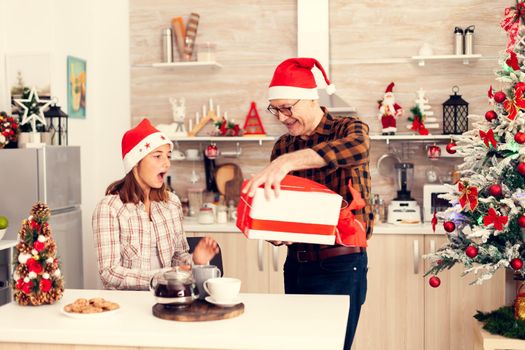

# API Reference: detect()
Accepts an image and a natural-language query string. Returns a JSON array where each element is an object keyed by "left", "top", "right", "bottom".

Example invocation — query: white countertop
[
  {"left": 0, "top": 289, "right": 348, "bottom": 350},
  {"left": 0, "top": 240, "right": 16, "bottom": 251},
  {"left": 183, "top": 216, "right": 444, "bottom": 235}
]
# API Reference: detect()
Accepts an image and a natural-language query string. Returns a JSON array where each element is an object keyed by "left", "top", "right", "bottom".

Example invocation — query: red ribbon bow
[
  {"left": 479, "top": 129, "right": 497, "bottom": 148},
  {"left": 503, "top": 83, "right": 525, "bottom": 120},
  {"left": 501, "top": 3, "right": 525, "bottom": 53},
  {"left": 336, "top": 180, "right": 366, "bottom": 246},
  {"left": 411, "top": 118, "right": 429, "bottom": 135},
  {"left": 458, "top": 182, "right": 478, "bottom": 212},
  {"left": 483, "top": 207, "right": 509, "bottom": 231}
]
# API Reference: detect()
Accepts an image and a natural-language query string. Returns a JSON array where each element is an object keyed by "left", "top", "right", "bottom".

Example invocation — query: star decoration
[
  {"left": 13, "top": 87, "right": 52, "bottom": 132},
  {"left": 145, "top": 143, "right": 151, "bottom": 149}
]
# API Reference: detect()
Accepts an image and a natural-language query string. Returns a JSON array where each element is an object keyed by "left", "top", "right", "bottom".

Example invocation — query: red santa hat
[
  {"left": 385, "top": 82, "right": 395, "bottom": 94},
  {"left": 121, "top": 118, "right": 173, "bottom": 174},
  {"left": 268, "top": 57, "right": 336, "bottom": 100}
]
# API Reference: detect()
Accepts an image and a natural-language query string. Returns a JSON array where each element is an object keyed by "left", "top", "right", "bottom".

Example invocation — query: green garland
[{"left": 475, "top": 306, "right": 525, "bottom": 339}]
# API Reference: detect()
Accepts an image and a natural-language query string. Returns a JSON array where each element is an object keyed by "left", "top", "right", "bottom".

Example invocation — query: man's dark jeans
[{"left": 284, "top": 251, "right": 368, "bottom": 350}]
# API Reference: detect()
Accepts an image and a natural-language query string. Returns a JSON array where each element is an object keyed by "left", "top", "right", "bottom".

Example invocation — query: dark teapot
[{"left": 150, "top": 267, "right": 199, "bottom": 307}]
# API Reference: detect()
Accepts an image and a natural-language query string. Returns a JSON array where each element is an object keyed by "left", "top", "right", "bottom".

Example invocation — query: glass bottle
[{"left": 166, "top": 175, "right": 175, "bottom": 194}]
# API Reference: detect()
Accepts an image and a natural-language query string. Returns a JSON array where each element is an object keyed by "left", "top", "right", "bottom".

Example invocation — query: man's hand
[
  {"left": 242, "top": 156, "right": 292, "bottom": 200},
  {"left": 267, "top": 240, "right": 293, "bottom": 246},
  {"left": 192, "top": 236, "right": 220, "bottom": 265}
]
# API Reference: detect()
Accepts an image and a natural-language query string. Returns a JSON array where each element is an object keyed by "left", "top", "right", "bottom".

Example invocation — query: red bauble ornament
[
  {"left": 429, "top": 276, "right": 441, "bottom": 288},
  {"left": 511, "top": 258, "right": 524, "bottom": 270},
  {"left": 488, "top": 184, "right": 503, "bottom": 197},
  {"left": 518, "top": 215, "right": 525, "bottom": 228},
  {"left": 465, "top": 245, "right": 479, "bottom": 258},
  {"left": 446, "top": 142, "right": 457, "bottom": 154},
  {"left": 443, "top": 221, "right": 456, "bottom": 232},
  {"left": 39, "top": 278, "right": 52, "bottom": 293},
  {"left": 518, "top": 162, "right": 525, "bottom": 176},
  {"left": 494, "top": 91, "right": 507, "bottom": 103},
  {"left": 485, "top": 110, "right": 498, "bottom": 122},
  {"left": 515, "top": 132, "right": 525, "bottom": 144}
]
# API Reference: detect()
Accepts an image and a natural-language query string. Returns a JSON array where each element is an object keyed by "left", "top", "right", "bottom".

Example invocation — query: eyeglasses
[{"left": 266, "top": 100, "right": 300, "bottom": 117}]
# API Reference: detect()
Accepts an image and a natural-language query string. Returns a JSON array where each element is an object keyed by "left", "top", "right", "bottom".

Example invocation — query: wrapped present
[{"left": 236, "top": 175, "right": 343, "bottom": 245}]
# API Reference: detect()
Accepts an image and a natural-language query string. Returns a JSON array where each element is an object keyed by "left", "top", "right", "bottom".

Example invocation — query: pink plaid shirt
[{"left": 92, "top": 192, "right": 191, "bottom": 290}]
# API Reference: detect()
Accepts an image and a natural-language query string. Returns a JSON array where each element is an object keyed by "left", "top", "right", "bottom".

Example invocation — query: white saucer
[{"left": 205, "top": 296, "right": 241, "bottom": 307}]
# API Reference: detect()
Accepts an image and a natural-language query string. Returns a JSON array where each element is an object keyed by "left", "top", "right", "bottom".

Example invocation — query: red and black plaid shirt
[{"left": 271, "top": 108, "right": 373, "bottom": 241}]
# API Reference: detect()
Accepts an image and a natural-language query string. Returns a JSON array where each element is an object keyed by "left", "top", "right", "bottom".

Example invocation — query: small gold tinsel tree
[{"left": 12, "top": 202, "right": 64, "bottom": 305}]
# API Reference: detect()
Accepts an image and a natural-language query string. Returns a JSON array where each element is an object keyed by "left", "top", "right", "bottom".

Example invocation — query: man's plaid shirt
[{"left": 271, "top": 108, "right": 373, "bottom": 241}]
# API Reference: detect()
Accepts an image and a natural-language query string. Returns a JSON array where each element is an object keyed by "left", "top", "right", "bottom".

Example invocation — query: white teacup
[
  {"left": 203, "top": 277, "right": 241, "bottom": 303},
  {"left": 186, "top": 149, "right": 199, "bottom": 160}
]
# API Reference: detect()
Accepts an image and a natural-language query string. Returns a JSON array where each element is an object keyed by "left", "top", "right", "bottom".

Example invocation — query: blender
[{"left": 387, "top": 162, "right": 421, "bottom": 224}]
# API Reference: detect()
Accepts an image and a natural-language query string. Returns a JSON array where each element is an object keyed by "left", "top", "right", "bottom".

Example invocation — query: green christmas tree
[
  {"left": 12, "top": 202, "right": 64, "bottom": 306},
  {"left": 425, "top": 1, "right": 525, "bottom": 287}
]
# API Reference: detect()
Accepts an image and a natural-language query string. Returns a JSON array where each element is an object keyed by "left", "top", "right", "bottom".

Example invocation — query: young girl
[{"left": 92, "top": 118, "right": 218, "bottom": 290}]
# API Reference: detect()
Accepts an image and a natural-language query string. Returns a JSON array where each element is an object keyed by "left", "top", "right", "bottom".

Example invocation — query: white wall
[{"left": 0, "top": 0, "right": 130, "bottom": 289}]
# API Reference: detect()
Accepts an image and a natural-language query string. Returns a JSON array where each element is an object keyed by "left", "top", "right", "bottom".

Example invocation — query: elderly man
[{"left": 243, "top": 57, "right": 373, "bottom": 349}]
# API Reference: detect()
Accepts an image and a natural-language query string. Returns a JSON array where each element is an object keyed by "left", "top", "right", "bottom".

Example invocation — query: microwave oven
[{"left": 423, "top": 184, "right": 452, "bottom": 222}]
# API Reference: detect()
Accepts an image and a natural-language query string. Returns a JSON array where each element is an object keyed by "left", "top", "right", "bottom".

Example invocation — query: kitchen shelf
[
  {"left": 371, "top": 134, "right": 455, "bottom": 144},
  {"left": 411, "top": 54, "right": 482, "bottom": 66},
  {"left": 171, "top": 135, "right": 275, "bottom": 146},
  {"left": 134, "top": 61, "right": 223, "bottom": 69}
]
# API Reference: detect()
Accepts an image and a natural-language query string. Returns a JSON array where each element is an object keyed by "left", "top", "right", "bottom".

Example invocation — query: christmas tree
[
  {"left": 12, "top": 202, "right": 64, "bottom": 305},
  {"left": 425, "top": 2, "right": 525, "bottom": 286}
]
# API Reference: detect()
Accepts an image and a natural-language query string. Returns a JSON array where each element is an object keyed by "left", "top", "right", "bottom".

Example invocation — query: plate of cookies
[{"left": 61, "top": 297, "right": 120, "bottom": 318}]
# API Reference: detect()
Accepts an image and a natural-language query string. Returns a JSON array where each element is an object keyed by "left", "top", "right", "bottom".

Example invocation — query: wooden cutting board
[
  {"left": 215, "top": 163, "right": 243, "bottom": 204},
  {"left": 152, "top": 300, "right": 244, "bottom": 322}
]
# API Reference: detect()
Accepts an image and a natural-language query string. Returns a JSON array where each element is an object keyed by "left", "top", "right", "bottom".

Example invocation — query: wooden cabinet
[
  {"left": 424, "top": 236, "right": 505, "bottom": 350},
  {"left": 185, "top": 231, "right": 287, "bottom": 293},
  {"left": 352, "top": 234, "right": 506, "bottom": 350}
]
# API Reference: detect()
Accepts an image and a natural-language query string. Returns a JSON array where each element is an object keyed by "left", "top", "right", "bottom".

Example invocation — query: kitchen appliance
[
  {"left": 0, "top": 147, "right": 83, "bottom": 294},
  {"left": 388, "top": 163, "right": 421, "bottom": 224},
  {"left": 423, "top": 184, "right": 451, "bottom": 222}
]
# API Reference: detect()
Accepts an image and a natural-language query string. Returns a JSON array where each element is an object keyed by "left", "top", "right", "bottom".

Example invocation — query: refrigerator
[{"left": 0, "top": 146, "right": 83, "bottom": 294}]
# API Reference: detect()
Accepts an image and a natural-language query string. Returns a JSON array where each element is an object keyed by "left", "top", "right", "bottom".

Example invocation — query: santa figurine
[{"left": 378, "top": 82, "right": 403, "bottom": 135}]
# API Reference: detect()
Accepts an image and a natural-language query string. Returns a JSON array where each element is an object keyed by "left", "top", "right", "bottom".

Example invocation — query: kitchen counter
[
  {"left": 183, "top": 216, "right": 445, "bottom": 235},
  {"left": 0, "top": 240, "right": 16, "bottom": 251},
  {"left": 0, "top": 289, "right": 348, "bottom": 350}
]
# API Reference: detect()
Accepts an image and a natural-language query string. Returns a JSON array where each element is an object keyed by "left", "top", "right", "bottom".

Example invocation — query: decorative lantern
[
  {"left": 442, "top": 86, "right": 469, "bottom": 135},
  {"left": 44, "top": 103, "right": 68, "bottom": 145}
]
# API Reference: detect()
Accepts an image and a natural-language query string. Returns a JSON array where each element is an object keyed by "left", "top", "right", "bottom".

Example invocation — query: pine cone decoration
[
  {"left": 16, "top": 242, "right": 31, "bottom": 254},
  {"left": 15, "top": 264, "right": 28, "bottom": 277},
  {"left": 47, "top": 241, "right": 57, "bottom": 256},
  {"left": 14, "top": 292, "right": 30, "bottom": 306},
  {"left": 31, "top": 202, "right": 50, "bottom": 222},
  {"left": 29, "top": 294, "right": 46, "bottom": 306},
  {"left": 48, "top": 288, "right": 63, "bottom": 304}
]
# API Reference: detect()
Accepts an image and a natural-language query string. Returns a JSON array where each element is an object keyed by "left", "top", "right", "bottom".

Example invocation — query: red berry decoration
[
  {"left": 488, "top": 184, "right": 502, "bottom": 198},
  {"left": 429, "top": 276, "right": 441, "bottom": 288},
  {"left": 485, "top": 110, "right": 498, "bottom": 122},
  {"left": 518, "top": 215, "right": 525, "bottom": 228},
  {"left": 443, "top": 221, "right": 456, "bottom": 232},
  {"left": 515, "top": 132, "right": 525, "bottom": 144},
  {"left": 465, "top": 245, "right": 478, "bottom": 258},
  {"left": 494, "top": 91, "right": 507, "bottom": 103},
  {"left": 511, "top": 258, "right": 524, "bottom": 270},
  {"left": 446, "top": 142, "right": 457, "bottom": 154},
  {"left": 518, "top": 162, "right": 525, "bottom": 176}
]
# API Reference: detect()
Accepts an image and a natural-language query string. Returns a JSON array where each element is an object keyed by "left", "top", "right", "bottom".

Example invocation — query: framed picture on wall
[
  {"left": 67, "top": 56, "right": 86, "bottom": 119},
  {"left": 5, "top": 53, "right": 52, "bottom": 102}
]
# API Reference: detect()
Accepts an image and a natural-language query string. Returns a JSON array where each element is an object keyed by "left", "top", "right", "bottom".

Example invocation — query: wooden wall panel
[{"left": 130, "top": 0, "right": 506, "bottom": 205}]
